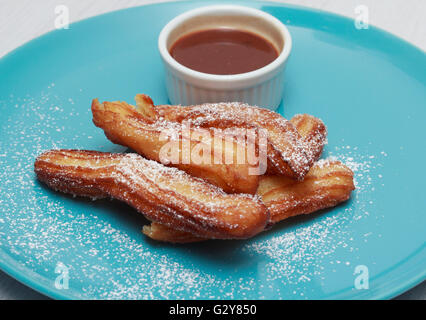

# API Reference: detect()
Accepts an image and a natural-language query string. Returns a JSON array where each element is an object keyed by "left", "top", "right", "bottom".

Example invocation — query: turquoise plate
[{"left": 0, "top": 1, "right": 425, "bottom": 300}]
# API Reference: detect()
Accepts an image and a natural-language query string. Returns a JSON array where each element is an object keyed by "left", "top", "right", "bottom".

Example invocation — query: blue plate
[{"left": 0, "top": 1, "right": 425, "bottom": 300}]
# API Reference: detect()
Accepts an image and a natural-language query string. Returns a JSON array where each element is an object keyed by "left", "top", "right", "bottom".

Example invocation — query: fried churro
[
  {"left": 92, "top": 98, "right": 260, "bottom": 194},
  {"left": 35, "top": 94, "right": 353, "bottom": 244},
  {"left": 142, "top": 160, "right": 354, "bottom": 243},
  {"left": 140, "top": 113, "right": 351, "bottom": 244},
  {"left": 34, "top": 150, "right": 269, "bottom": 240},
  {"left": 142, "top": 222, "right": 204, "bottom": 243},
  {"left": 257, "top": 160, "right": 355, "bottom": 223},
  {"left": 290, "top": 114, "right": 327, "bottom": 165},
  {"left": 152, "top": 98, "right": 312, "bottom": 179}
]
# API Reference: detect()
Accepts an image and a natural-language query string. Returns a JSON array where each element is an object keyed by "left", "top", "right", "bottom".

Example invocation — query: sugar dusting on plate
[{"left": 0, "top": 88, "right": 385, "bottom": 299}]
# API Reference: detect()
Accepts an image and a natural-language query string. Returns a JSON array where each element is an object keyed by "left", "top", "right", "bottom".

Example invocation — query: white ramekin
[{"left": 158, "top": 5, "right": 292, "bottom": 110}]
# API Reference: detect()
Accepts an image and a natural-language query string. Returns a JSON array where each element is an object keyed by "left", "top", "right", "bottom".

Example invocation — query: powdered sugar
[
  {"left": 157, "top": 103, "right": 313, "bottom": 178},
  {"left": 0, "top": 87, "right": 383, "bottom": 299}
]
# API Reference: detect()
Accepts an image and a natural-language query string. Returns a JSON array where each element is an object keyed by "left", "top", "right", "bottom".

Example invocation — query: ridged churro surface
[
  {"left": 153, "top": 99, "right": 312, "bottom": 180},
  {"left": 34, "top": 149, "right": 269, "bottom": 240},
  {"left": 35, "top": 95, "right": 353, "bottom": 244},
  {"left": 290, "top": 114, "right": 327, "bottom": 165},
  {"left": 258, "top": 160, "right": 355, "bottom": 223},
  {"left": 92, "top": 98, "right": 260, "bottom": 194},
  {"left": 140, "top": 113, "right": 351, "bottom": 244},
  {"left": 142, "top": 160, "right": 354, "bottom": 243}
]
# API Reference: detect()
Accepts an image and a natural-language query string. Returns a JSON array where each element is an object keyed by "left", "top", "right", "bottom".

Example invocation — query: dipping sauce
[{"left": 169, "top": 28, "right": 279, "bottom": 75}]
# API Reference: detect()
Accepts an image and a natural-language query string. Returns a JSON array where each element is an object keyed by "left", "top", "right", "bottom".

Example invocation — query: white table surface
[{"left": 0, "top": 0, "right": 425, "bottom": 300}]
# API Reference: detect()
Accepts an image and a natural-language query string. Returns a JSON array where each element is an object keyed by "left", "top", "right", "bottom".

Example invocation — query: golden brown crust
[
  {"left": 143, "top": 160, "right": 355, "bottom": 243},
  {"left": 34, "top": 149, "right": 269, "bottom": 239},
  {"left": 91, "top": 98, "right": 259, "bottom": 194},
  {"left": 257, "top": 160, "right": 355, "bottom": 223},
  {"left": 142, "top": 222, "right": 205, "bottom": 243},
  {"left": 140, "top": 113, "right": 344, "bottom": 244},
  {"left": 290, "top": 114, "right": 327, "bottom": 165},
  {"left": 290, "top": 114, "right": 327, "bottom": 166},
  {"left": 36, "top": 95, "right": 350, "bottom": 244},
  {"left": 154, "top": 102, "right": 311, "bottom": 180}
]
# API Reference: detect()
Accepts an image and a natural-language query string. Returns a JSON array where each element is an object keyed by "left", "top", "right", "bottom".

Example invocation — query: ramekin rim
[{"left": 158, "top": 4, "right": 292, "bottom": 83}]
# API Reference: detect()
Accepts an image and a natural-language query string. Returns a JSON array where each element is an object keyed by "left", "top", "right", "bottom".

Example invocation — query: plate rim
[{"left": 0, "top": 0, "right": 425, "bottom": 300}]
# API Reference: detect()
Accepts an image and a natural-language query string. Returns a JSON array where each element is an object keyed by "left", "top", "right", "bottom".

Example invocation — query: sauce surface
[{"left": 170, "top": 28, "right": 279, "bottom": 75}]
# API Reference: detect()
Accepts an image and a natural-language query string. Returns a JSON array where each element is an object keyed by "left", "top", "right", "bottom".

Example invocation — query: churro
[{"left": 34, "top": 149, "right": 269, "bottom": 239}]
